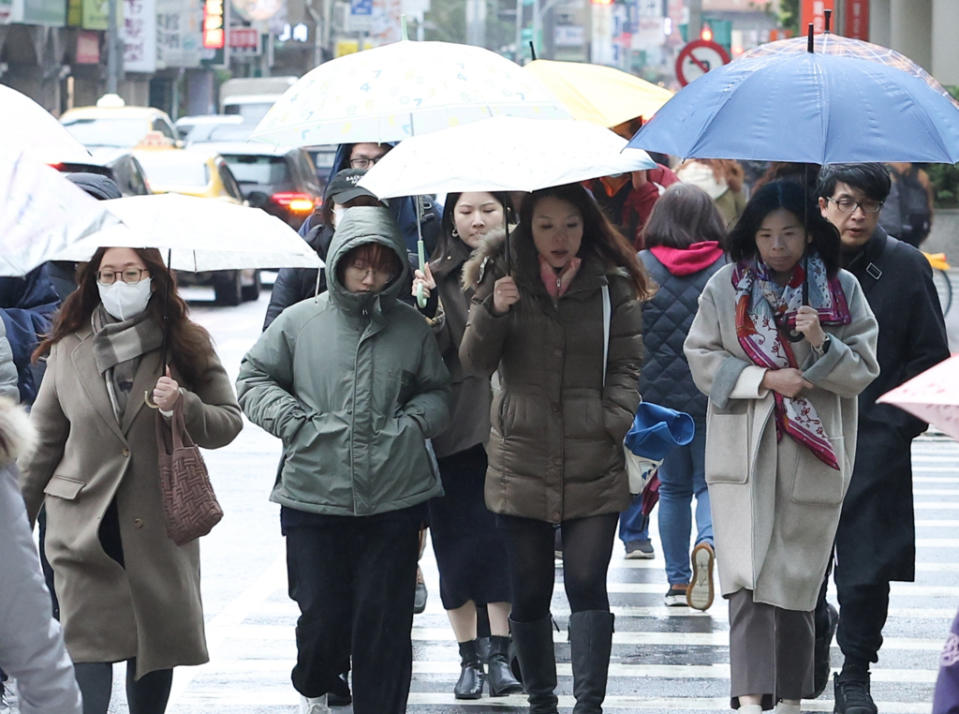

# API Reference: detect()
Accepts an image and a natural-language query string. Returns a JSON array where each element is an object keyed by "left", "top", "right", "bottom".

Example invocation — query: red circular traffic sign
[{"left": 675, "top": 39, "right": 731, "bottom": 87}]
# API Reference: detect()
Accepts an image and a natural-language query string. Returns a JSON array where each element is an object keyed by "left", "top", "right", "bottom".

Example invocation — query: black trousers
[
  {"left": 815, "top": 556, "right": 891, "bottom": 665},
  {"left": 285, "top": 507, "right": 421, "bottom": 713}
]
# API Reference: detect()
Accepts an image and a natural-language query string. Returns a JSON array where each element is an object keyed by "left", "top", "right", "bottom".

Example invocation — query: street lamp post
[{"left": 105, "top": 0, "right": 123, "bottom": 94}]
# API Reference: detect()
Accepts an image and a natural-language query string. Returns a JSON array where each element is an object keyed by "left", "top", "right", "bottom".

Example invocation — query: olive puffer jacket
[
  {"left": 237, "top": 206, "right": 450, "bottom": 517},
  {"left": 459, "top": 233, "right": 643, "bottom": 524}
]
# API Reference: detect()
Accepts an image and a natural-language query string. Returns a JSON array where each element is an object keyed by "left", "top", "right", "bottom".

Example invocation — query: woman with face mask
[
  {"left": 411, "top": 192, "right": 523, "bottom": 700},
  {"left": 459, "top": 183, "right": 648, "bottom": 714},
  {"left": 20, "top": 247, "right": 243, "bottom": 714}
]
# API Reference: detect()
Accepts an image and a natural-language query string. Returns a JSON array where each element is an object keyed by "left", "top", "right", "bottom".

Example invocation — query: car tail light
[{"left": 271, "top": 192, "right": 315, "bottom": 213}]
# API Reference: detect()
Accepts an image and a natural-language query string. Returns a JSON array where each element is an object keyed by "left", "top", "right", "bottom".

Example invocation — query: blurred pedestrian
[
  {"left": 237, "top": 206, "right": 450, "bottom": 714},
  {"left": 20, "top": 247, "right": 243, "bottom": 714},
  {"left": 751, "top": 162, "right": 821, "bottom": 196},
  {"left": 460, "top": 183, "right": 647, "bottom": 713},
  {"left": 878, "top": 161, "right": 935, "bottom": 248},
  {"left": 684, "top": 180, "right": 879, "bottom": 714},
  {"left": 933, "top": 608, "right": 959, "bottom": 714},
  {"left": 0, "top": 396, "right": 82, "bottom": 714},
  {"left": 629, "top": 183, "right": 727, "bottom": 610},
  {"left": 0, "top": 266, "right": 59, "bottom": 406},
  {"left": 411, "top": 191, "right": 522, "bottom": 700},
  {"left": 814, "top": 163, "right": 950, "bottom": 712},
  {"left": 676, "top": 158, "right": 748, "bottom": 228}
]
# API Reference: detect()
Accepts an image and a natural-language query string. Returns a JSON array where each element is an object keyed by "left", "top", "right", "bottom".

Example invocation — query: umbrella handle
[{"left": 416, "top": 239, "right": 427, "bottom": 309}]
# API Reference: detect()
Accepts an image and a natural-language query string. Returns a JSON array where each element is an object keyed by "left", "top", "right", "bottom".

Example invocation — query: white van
[{"left": 219, "top": 76, "right": 298, "bottom": 125}]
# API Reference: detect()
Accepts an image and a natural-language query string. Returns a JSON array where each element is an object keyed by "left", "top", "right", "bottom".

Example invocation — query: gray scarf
[{"left": 91, "top": 305, "right": 163, "bottom": 422}]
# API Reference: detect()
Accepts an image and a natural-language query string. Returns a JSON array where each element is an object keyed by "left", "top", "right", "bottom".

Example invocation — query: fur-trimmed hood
[
  {"left": 461, "top": 228, "right": 508, "bottom": 292},
  {"left": 0, "top": 396, "right": 36, "bottom": 466}
]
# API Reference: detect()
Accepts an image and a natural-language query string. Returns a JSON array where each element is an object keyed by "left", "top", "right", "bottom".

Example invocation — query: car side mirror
[{"left": 246, "top": 191, "right": 269, "bottom": 208}]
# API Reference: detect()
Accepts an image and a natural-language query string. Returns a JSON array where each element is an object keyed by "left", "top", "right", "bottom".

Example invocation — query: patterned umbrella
[
  {"left": 251, "top": 40, "right": 570, "bottom": 146},
  {"left": 877, "top": 354, "right": 959, "bottom": 441}
]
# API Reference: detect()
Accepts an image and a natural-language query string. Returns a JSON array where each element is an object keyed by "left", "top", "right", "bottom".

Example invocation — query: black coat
[
  {"left": 836, "top": 227, "right": 949, "bottom": 585},
  {"left": 262, "top": 224, "right": 332, "bottom": 330}
]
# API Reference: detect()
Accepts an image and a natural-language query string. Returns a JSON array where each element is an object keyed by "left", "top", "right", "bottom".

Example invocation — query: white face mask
[
  {"left": 333, "top": 205, "right": 347, "bottom": 227},
  {"left": 98, "top": 278, "right": 153, "bottom": 321}
]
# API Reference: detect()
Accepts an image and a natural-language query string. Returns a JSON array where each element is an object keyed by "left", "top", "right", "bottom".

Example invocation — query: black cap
[
  {"left": 66, "top": 172, "right": 123, "bottom": 201},
  {"left": 325, "top": 168, "right": 380, "bottom": 205}
]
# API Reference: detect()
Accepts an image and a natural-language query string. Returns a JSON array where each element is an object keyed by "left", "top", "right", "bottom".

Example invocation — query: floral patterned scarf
[{"left": 732, "top": 253, "right": 851, "bottom": 469}]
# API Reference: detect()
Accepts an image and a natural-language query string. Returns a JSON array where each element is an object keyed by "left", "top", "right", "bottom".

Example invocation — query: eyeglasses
[
  {"left": 827, "top": 196, "right": 884, "bottom": 215},
  {"left": 97, "top": 268, "right": 149, "bottom": 285},
  {"left": 346, "top": 262, "right": 394, "bottom": 281},
  {"left": 349, "top": 156, "right": 382, "bottom": 169}
]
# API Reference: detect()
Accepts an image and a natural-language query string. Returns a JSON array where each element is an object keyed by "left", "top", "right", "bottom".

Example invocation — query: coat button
[
  {"left": 133, "top": 518, "right": 144, "bottom": 528},
  {"left": 122, "top": 448, "right": 130, "bottom": 457}
]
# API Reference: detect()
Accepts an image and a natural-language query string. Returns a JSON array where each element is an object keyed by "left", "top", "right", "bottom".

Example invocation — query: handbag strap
[{"left": 601, "top": 283, "right": 611, "bottom": 388}]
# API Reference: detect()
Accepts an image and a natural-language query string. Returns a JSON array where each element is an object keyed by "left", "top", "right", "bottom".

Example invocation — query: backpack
[{"left": 879, "top": 166, "right": 932, "bottom": 247}]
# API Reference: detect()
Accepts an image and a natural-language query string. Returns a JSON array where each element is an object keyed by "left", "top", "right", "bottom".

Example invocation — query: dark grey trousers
[{"left": 728, "top": 589, "right": 815, "bottom": 710}]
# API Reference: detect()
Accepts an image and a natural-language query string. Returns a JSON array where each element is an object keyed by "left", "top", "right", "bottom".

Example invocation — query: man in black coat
[{"left": 815, "top": 163, "right": 950, "bottom": 713}]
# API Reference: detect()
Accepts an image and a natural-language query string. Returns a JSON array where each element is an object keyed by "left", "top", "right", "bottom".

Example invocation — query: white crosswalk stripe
[{"left": 164, "top": 435, "right": 959, "bottom": 713}]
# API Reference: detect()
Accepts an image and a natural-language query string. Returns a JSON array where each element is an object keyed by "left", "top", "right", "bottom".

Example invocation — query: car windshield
[
  {"left": 62, "top": 117, "right": 147, "bottom": 148},
  {"left": 137, "top": 154, "right": 210, "bottom": 188},
  {"left": 220, "top": 154, "right": 289, "bottom": 185}
]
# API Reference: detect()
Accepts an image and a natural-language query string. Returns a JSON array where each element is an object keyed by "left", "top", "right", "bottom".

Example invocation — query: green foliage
[
  {"left": 778, "top": 0, "right": 799, "bottom": 34},
  {"left": 927, "top": 86, "right": 959, "bottom": 208}
]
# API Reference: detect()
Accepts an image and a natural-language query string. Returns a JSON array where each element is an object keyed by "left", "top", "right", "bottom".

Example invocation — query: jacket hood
[
  {"left": 326, "top": 206, "right": 409, "bottom": 313},
  {"left": 462, "top": 230, "right": 508, "bottom": 291},
  {"left": 649, "top": 241, "right": 725, "bottom": 277},
  {"left": 0, "top": 396, "right": 35, "bottom": 467}
]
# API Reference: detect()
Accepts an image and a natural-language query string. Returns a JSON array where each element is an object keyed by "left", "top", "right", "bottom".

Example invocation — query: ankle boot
[
  {"left": 568, "top": 610, "right": 614, "bottom": 714},
  {"left": 487, "top": 635, "right": 523, "bottom": 696},
  {"left": 454, "top": 640, "right": 484, "bottom": 699},
  {"left": 510, "top": 615, "right": 559, "bottom": 714}
]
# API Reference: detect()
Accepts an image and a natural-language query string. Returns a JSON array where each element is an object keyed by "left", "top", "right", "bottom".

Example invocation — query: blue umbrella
[{"left": 627, "top": 46, "right": 959, "bottom": 164}]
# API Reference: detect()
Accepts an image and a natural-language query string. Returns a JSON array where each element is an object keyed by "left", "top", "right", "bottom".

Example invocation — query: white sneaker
[{"left": 299, "top": 694, "right": 330, "bottom": 713}]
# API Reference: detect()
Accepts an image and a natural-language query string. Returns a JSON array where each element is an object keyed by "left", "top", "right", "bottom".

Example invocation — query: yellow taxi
[{"left": 60, "top": 94, "right": 180, "bottom": 150}]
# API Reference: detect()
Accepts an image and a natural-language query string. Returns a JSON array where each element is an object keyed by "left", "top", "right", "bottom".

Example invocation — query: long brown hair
[
  {"left": 516, "top": 184, "right": 650, "bottom": 300},
  {"left": 33, "top": 247, "right": 215, "bottom": 385}
]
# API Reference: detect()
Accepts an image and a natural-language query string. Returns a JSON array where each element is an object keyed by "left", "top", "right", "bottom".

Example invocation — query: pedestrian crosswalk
[{"left": 163, "top": 434, "right": 959, "bottom": 713}]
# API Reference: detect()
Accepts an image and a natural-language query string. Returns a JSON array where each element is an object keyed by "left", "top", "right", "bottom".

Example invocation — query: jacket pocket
[
  {"left": 704, "top": 402, "right": 749, "bottom": 485},
  {"left": 790, "top": 436, "right": 845, "bottom": 506},
  {"left": 43, "top": 474, "right": 85, "bottom": 500}
]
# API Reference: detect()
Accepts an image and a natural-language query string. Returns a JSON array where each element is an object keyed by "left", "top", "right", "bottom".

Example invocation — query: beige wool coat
[
  {"left": 459, "top": 234, "right": 643, "bottom": 524},
  {"left": 19, "top": 327, "right": 242, "bottom": 677},
  {"left": 684, "top": 265, "right": 879, "bottom": 611}
]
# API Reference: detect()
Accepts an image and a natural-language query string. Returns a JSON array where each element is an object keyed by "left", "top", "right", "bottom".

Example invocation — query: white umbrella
[
  {"left": 358, "top": 116, "right": 657, "bottom": 198},
  {"left": 54, "top": 193, "right": 322, "bottom": 271},
  {"left": 0, "top": 147, "right": 120, "bottom": 276},
  {"left": 250, "top": 40, "right": 570, "bottom": 146},
  {"left": 1, "top": 85, "right": 91, "bottom": 163}
]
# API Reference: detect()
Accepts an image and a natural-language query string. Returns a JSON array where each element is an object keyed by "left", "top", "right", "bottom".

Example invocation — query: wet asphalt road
[{"left": 80, "top": 285, "right": 959, "bottom": 713}]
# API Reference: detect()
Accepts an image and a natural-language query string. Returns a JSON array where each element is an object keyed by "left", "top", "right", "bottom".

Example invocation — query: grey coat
[
  {"left": 0, "top": 319, "right": 18, "bottom": 402},
  {"left": 684, "top": 265, "right": 879, "bottom": 610}
]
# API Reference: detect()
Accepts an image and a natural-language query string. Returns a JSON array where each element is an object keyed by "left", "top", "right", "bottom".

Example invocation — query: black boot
[
  {"left": 454, "top": 640, "right": 484, "bottom": 700},
  {"left": 510, "top": 616, "right": 558, "bottom": 714},
  {"left": 569, "top": 610, "right": 614, "bottom": 714},
  {"left": 833, "top": 670, "right": 877, "bottom": 714},
  {"left": 486, "top": 635, "right": 523, "bottom": 696}
]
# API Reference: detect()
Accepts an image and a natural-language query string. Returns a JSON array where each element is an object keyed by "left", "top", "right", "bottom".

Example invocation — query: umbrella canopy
[
  {"left": 250, "top": 40, "right": 570, "bottom": 146},
  {"left": 523, "top": 59, "right": 673, "bottom": 128},
  {"left": 0, "top": 148, "right": 119, "bottom": 276},
  {"left": 742, "top": 32, "right": 959, "bottom": 108},
  {"left": 626, "top": 48, "right": 959, "bottom": 164},
  {"left": 1, "top": 85, "right": 91, "bottom": 163},
  {"left": 358, "top": 116, "right": 656, "bottom": 198},
  {"left": 54, "top": 193, "right": 322, "bottom": 272},
  {"left": 877, "top": 354, "right": 959, "bottom": 441}
]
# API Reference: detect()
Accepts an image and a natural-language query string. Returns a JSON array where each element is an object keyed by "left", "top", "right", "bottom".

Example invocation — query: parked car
[
  {"left": 303, "top": 144, "right": 338, "bottom": 192},
  {"left": 61, "top": 94, "right": 179, "bottom": 150},
  {"left": 134, "top": 147, "right": 260, "bottom": 306},
  {"left": 196, "top": 143, "right": 322, "bottom": 230},
  {"left": 51, "top": 148, "right": 152, "bottom": 196}
]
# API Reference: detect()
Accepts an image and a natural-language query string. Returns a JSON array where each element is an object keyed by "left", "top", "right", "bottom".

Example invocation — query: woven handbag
[{"left": 155, "top": 399, "right": 222, "bottom": 545}]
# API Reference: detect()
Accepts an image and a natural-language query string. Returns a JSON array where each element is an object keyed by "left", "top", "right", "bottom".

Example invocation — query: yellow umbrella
[{"left": 523, "top": 59, "right": 674, "bottom": 128}]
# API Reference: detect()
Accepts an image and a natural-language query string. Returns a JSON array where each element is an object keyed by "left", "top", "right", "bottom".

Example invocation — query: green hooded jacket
[{"left": 236, "top": 206, "right": 450, "bottom": 516}]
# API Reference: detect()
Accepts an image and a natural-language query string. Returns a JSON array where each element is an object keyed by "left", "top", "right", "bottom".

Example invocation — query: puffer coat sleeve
[{"left": 602, "top": 279, "right": 644, "bottom": 442}]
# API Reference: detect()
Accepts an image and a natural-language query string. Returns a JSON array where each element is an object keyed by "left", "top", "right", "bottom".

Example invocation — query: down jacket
[
  {"left": 19, "top": 328, "right": 243, "bottom": 677},
  {"left": 459, "top": 233, "right": 643, "bottom": 524},
  {"left": 237, "top": 206, "right": 450, "bottom": 517},
  {"left": 0, "top": 398, "right": 82, "bottom": 713}
]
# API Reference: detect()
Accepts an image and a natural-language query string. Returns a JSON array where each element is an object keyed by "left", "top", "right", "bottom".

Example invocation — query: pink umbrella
[{"left": 877, "top": 354, "right": 959, "bottom": 440}]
